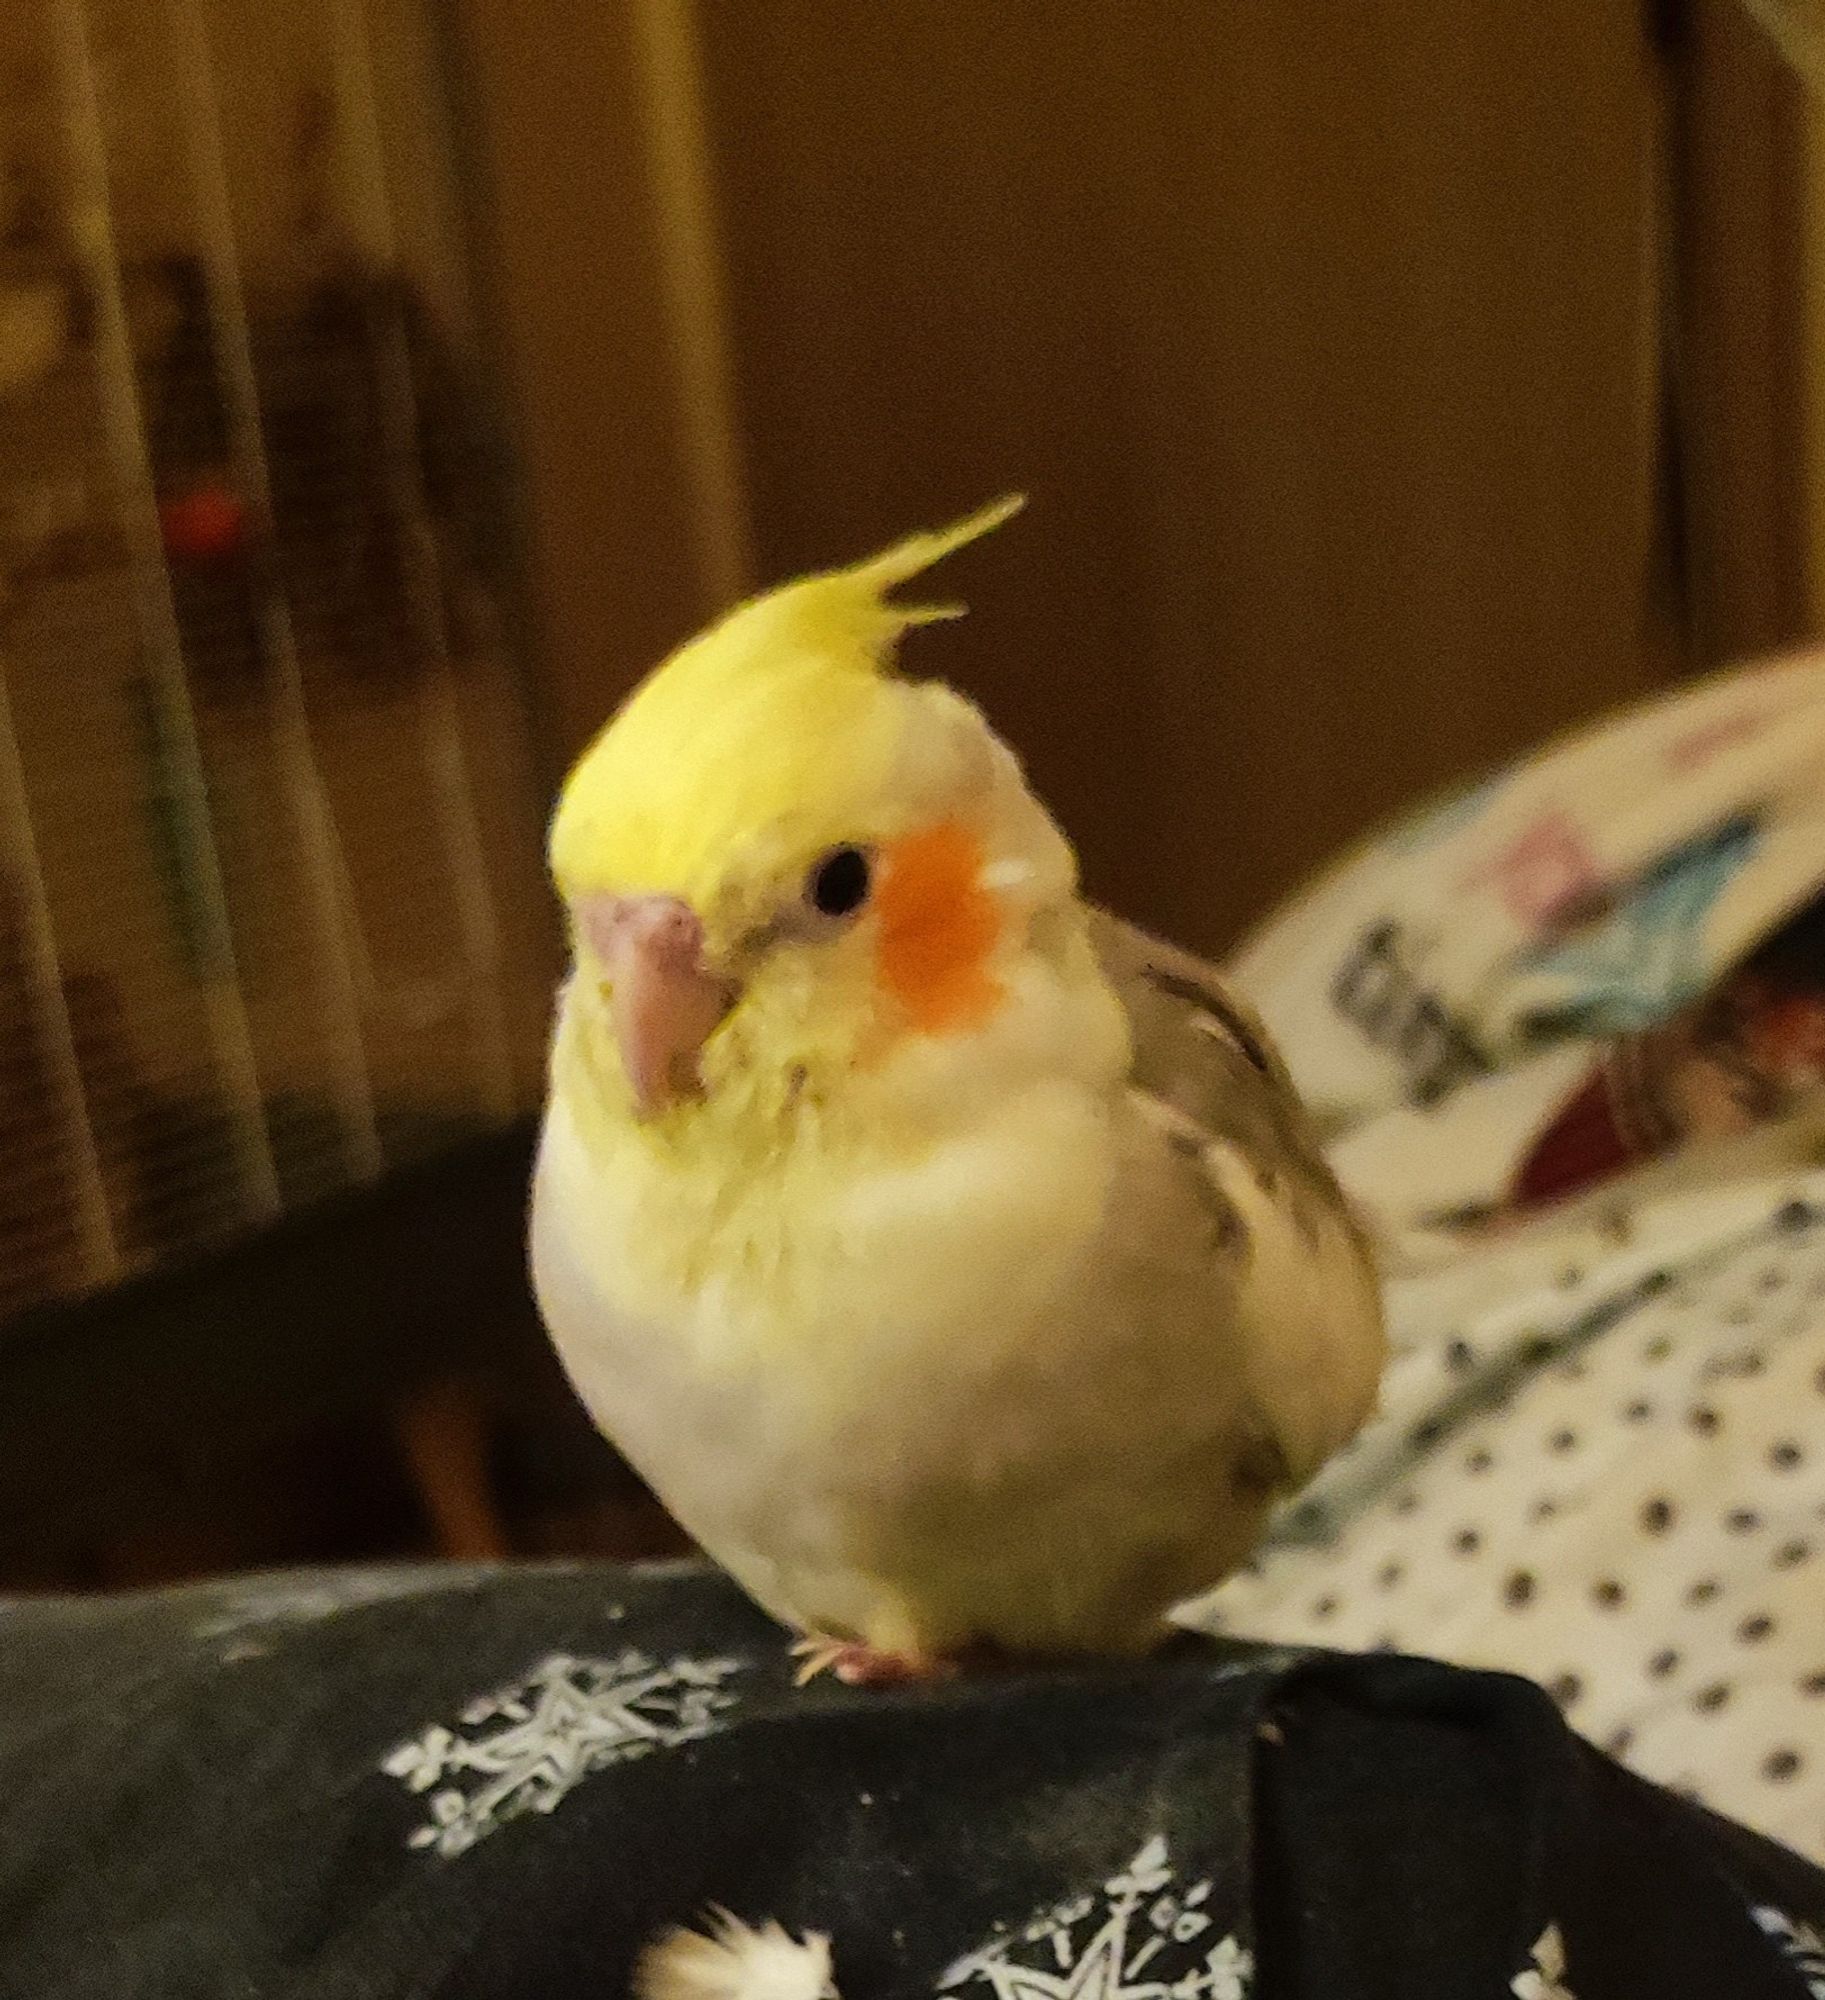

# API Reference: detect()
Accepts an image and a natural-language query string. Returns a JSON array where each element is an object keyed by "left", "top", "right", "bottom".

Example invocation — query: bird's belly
[{"left": 532, "top": 1092, "right": 1260, "bottom": 1654}]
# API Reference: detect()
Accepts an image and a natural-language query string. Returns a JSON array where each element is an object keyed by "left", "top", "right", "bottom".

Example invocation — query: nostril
[
  {"left": 577, "top": 894, "right": 705, "bottom": 972},
  {"left": 623, "top": 897, "right": 706, "bottom": 971}
]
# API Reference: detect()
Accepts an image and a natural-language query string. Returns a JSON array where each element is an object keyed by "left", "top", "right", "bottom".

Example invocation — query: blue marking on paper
[{"left": 1518, "top": 814, "right": 1761, "bottom": 1035}]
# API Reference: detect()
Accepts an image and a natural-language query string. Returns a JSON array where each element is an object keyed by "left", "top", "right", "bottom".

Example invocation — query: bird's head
[{"left": 550, "top": 498, "right": 1096, "bottom": 1141}]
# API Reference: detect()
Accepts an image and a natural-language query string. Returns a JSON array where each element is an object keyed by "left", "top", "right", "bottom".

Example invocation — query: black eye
[{"left": 807, "top": 845, "right": 872, "bottom": 918}]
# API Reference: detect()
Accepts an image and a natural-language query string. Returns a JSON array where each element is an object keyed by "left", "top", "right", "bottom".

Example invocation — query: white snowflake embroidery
[
  {"left": 939, "top": 1836, "right": 1253, "bottom": 2000},
  {"left": 1752, "top": 1906, "right": 1825, "bottom": 1999},
  {"left": 1511, "top": 1924, "right": 1575, "bottom": 2000},
  {"left": 383, "top": 1648, "right": 744, "bottom": 1856}
]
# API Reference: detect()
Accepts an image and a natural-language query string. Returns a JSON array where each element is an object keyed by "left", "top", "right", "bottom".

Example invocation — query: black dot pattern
[{"left": 1196, "top": 1185, "right": 1825, "bottom": 1867}]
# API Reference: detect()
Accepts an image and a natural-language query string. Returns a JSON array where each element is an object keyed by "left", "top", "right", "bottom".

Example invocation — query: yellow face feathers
[{"left": 548, "top": 498, "right": 1024, "bottom": 926}]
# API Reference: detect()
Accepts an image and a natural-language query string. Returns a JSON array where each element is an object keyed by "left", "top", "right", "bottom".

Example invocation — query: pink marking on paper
[
  {"left": 1461, "top": 811, "right": 1604, "bottom": 929},
  {"left": 1664, "top": 709, "right": 1766, "bottom": 773}
]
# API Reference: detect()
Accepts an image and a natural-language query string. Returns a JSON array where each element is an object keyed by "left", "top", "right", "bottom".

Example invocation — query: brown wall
[
  {"left": 1673, "top": 0, "right": 1812, "bottom": 666},
  {"left": 453, "top": 0, "right": 743, "bottom": 766},
  {"left": 468, "top": 0, "right": 1691, "bottom": 954}
]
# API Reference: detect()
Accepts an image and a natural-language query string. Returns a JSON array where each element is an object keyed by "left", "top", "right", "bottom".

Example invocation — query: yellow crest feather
[
  {"left": 549, "top": 498, "right": 1024, "bottom": 911},
  {"left": 684, "top": 492, "right": 1025, "bottom": 674}
]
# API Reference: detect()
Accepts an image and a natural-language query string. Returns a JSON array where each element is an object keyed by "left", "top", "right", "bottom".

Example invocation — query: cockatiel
[{"left": 532, "top": 499, "right": 1384, "bottom": 1682}]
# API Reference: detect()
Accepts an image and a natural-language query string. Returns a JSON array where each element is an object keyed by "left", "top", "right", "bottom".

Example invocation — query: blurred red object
[{"left": 158, "top": 481, "right": 252, "bottom": 563}]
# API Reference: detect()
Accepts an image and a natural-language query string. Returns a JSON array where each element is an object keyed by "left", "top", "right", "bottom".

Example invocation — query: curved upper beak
[{"left": 577, "top": 894, "right": 736, "bottom": 1117}]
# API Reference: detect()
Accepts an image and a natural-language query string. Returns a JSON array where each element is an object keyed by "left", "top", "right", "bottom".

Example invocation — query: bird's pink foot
[{"left": 790, "top": 1634, "right": 956, "bottom": 1688}]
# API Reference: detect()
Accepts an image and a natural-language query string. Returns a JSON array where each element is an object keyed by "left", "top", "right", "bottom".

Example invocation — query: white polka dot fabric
[
  {"left": 1198, "top": 654, "right": 1825, "bottom": 1864},
  {"left": 1194, "top": 1173, "right": 1825, "bottom": 1864}
]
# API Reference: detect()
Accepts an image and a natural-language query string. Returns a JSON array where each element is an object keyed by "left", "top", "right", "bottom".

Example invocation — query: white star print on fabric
[
  {"left": 1752, "top": 1907, "right": 1825, "bottom": 1999},
  {"left": 939, "top": 1837, "right": 1252, "bottom": 2000},
  {"left": 1511, "top": 1924, "right": 1576, "bottom": 2000},
  {"left": 383, "top": 1649, "right": 744, "bottom": 1856}
]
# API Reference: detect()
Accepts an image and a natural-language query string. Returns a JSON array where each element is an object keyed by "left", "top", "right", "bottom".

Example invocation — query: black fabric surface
[{"left": 1, "top": 1559, "right": 1822, "bottom": 1998}]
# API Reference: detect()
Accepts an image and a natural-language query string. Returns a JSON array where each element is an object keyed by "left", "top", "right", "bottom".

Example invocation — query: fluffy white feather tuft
[{"left": 635, "top": 1910, "right": 839, "bottom": 2000}]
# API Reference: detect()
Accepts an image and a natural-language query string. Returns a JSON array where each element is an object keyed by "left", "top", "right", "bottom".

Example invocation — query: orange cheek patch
[{"left": 875, "top": 821, "right": 1004, "bottom": 1035}]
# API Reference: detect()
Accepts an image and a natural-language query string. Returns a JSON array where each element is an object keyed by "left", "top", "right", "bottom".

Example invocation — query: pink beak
[{"left": 579, "top": 894, "right": 735, "bottom": 1116}]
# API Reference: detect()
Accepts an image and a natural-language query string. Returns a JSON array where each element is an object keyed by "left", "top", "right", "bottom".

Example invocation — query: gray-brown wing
[
  {"left": 1085, "top": 905, "right": 1345, "bottom": 1213},
  {"left": 1086, "top": 904, "right": 1385, "bottom": 1489}
]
